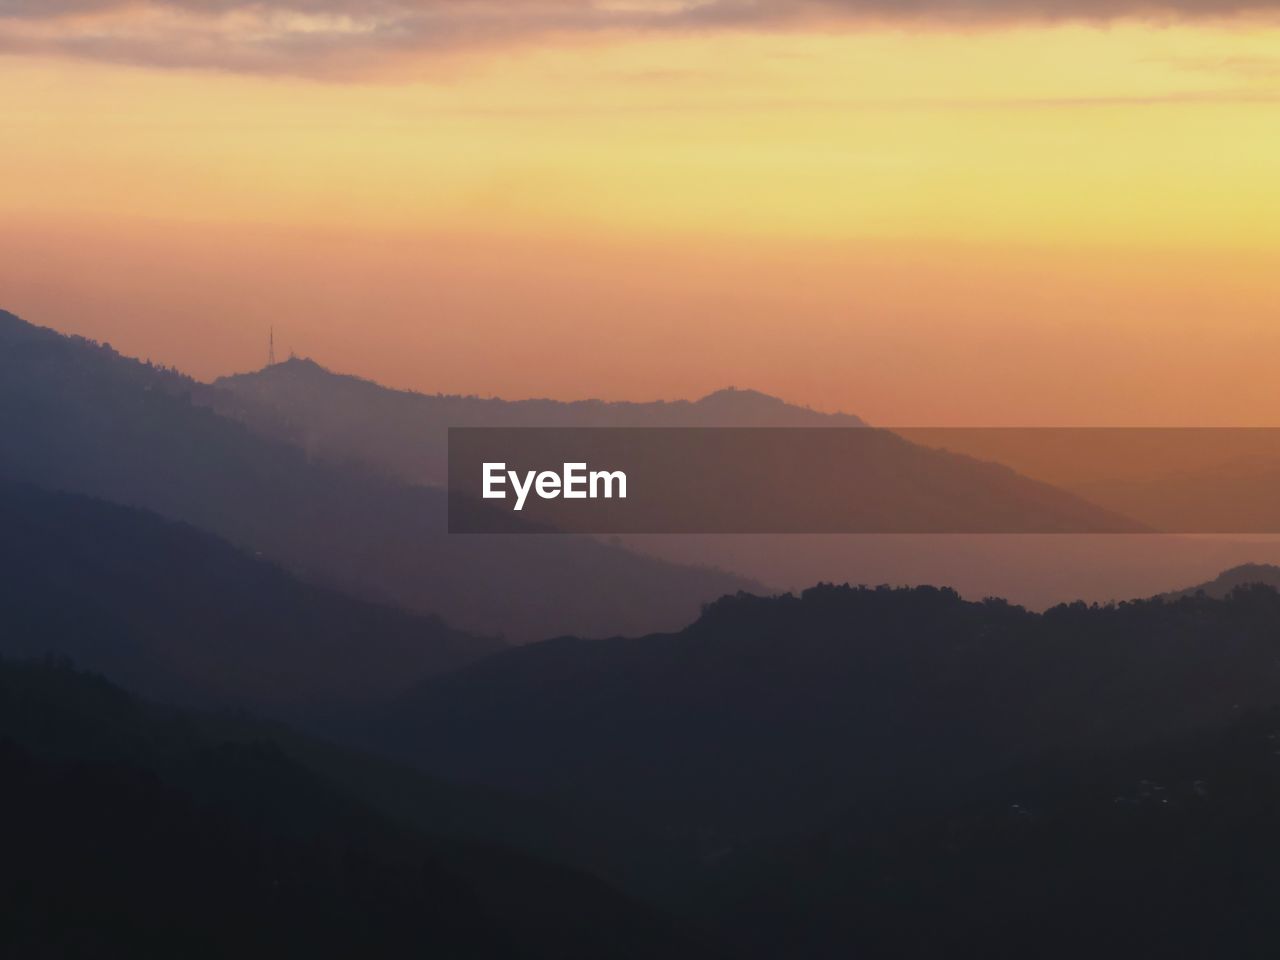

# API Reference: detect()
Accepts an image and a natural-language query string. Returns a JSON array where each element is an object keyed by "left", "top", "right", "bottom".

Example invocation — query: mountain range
[
  {"left": 0, "top": 656, "right": 716, "bottom": 959},
  {"left": 214, "top": 357, "right": 1141, "bottom": 536},
  {"left": 365, "top": 582, "right": 1280, "bottom": 851},
  {"left": 11, "top": 306, "right": 1280, "bottom": 956},
  {"left": 0, "top": 480, "right": 495, "bottom": 713},
  {"left": 0, "top": 310, "right": 755, "bottom": 641},
  {"left": 207, "top": 350, "right": 1280, "bottom": 606},
  {"left": 213, "top": 357, "right": 865, "bottom": 487}
]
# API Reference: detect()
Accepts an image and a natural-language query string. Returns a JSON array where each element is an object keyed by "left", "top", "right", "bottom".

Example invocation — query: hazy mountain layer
[
  {"left": 0, "top": 481, "right": 498, "bottom": 712},
  {"left": 0, "top": 310, "right": 757, "bottom": 640},
  {"left": 215, "top": 357, "right": 1140, "bottom": 536},
  {"left": 214, "top": 357, "right": 865, "bottom": 486},
  {"left": 209, "top": 351, "right": 1280, "bottom": 606}
]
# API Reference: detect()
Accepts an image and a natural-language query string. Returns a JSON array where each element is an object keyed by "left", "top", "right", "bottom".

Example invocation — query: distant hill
[
  {"left": 1159, "top": 562, "right": 1280, "bottom": 601},
  {"left": 213, "top": 363, "right": 1280, "bottom": 613},
  {"left": 214, "top": 359, "right": 1280, "bottom": 605},
  {"left": 0, "top": 481, "right": 498, "bottom": 713},
  {"left": 214, "top": 357, "right": 864, "bottom": 486},
  {"left": 0, "top": 309, "right": 757, "bottom": 640},
  {"left": 0, "top": 656, "right": 715, "bottom": 959},
  {"left": 213, "top": 356, "right": 1140, "bottom": 536},
  {"left": 368, "top": 583, "right": 1280, "bottom": 849}
]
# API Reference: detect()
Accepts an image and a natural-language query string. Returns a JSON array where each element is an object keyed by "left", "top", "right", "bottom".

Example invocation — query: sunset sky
[{"left": 3, "top": 1, "right": 1279, "bottom": 424}]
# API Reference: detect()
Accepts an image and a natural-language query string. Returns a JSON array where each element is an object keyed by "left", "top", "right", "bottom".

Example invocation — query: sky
[{"left": 2, "top": 1, "right": 1280, "bottom": 424}]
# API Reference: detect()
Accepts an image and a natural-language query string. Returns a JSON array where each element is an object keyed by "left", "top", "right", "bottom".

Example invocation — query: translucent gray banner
[{"left": 447, "top": 427, "right": 1280, "bottom": 534}]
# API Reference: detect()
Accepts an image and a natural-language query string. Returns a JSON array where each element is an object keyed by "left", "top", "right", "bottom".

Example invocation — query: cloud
[{"left": 1, "top": 0, "right": 1278, "bottom": 77}]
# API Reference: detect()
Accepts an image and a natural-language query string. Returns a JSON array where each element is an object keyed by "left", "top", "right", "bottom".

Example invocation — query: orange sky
[{"left": 2, "top": 10, "right": 1279, "bottom": 423}]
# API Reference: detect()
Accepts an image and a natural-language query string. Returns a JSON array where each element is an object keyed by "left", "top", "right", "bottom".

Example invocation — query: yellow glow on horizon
[
  {"left": 4, "top": 20, "right": 1280, "bottom": 424},
  {"left": 3, "top": 23, "right": 1280, "bottom": 248}
]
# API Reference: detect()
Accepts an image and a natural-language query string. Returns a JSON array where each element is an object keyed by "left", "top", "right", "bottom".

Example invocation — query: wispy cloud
[{"left": 1, "top": 1, "right": 1278, "bottom": 77}]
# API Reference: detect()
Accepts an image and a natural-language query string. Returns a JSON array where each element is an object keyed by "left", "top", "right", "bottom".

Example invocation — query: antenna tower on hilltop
[{"left": 268, "top": 326, "right": 276, "bottom": 366}]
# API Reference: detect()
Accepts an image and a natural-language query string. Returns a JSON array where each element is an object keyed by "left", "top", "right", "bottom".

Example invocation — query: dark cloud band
[
  {"left": 6, "top": 0, "right": 1279, "bottom": 15},
  {"left": 1, "top": 0, "right": 1277, "bottom": 76}
]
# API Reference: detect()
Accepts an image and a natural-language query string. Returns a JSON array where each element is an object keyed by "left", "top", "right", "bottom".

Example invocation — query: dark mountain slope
[
  {"left": 372, "top": 584, "right": 1280, "bottom": 850},
  {"left": 0, "top": 657, "right": 716, "bottom": 959},
  {"left": 0, "top": 498, "right": 686, "bottom": 900},
  {"left": 701, "top": 705, "right": 1280, "bottom": 959},
  {"left": 213, "top": 358, "right": 864, "bottom": 486},
  {"left": 0, "top": 310, "right": 757, "bottom": 640},
  {"left": 0, "top": 481, "right": 497, "bottom": 711}
]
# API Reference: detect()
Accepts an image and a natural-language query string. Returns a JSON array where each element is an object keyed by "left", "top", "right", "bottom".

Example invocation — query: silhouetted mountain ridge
[
  {"left": 0, "top": 656, "right": 717, "bottom": 959},
  {"left": 213, "top": 358, "right": 864, "bottom": 487},
  {"left": 225, "top": 358, "right": 865, "bottom": 426},
  {"left": 702, "top": 698, "right": 1280, "bottom": 959},
  {"left": 0, "top": 480, "right": 499, "bottom": 713},
  {"left": 371, "top": 582, "right": 1280, "bottom": 849},
  {"left": 0, "top": 309, "right": 757, "bottom": 640},
  {"left": 213, "top": 353, "right": 1142, "bottom": 536}
]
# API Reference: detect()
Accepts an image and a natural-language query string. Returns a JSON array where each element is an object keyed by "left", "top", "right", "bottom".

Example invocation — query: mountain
[
  {"left": 0, "top": 480, "right": 498, "bottom": 713},
  {"left": 210, "top": 361, "right": 1280, "bottom": 605},
  {"left": 0, "top": 656, "right": 717, "bottom": 959},
  {"left": 367, "top": 584, "right": 1280, "bottom": 852},
  {"left": 700, "top": 704, "right": 1280, "bottom": 959},
  {"left": 0, "top": 485, "right": 691, "bottom": 897},
  {"left": 212, "top": 355, "right": 1195, "bottom": 640},
  {"left": 1159, "top": 562, "right": 1280, "bottom": 601},
  {"left": 0, "top": 309, "right": 757, "bottom": 640},
  {"left": 213, "top": 358, "right": 865, "bottom": 487},
  {"left": 216, "top": 355, "right": 1142, "bottom": 535}
]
